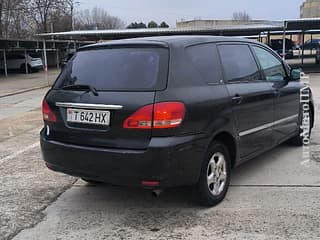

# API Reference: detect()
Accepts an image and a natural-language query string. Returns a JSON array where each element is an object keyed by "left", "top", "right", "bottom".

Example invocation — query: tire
[
  {"left": 81, "top": 178, "right": 102, "bottom": 185},
  {"left": 193, "top": 141, "right": 231, "bottom": 207},
  {"left": 290, "top": 104, "right": 313, "bottom": 146}
]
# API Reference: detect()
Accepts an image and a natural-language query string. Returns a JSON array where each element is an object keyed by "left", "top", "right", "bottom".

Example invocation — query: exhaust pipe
[{"left": 152, "top": 189, "right": 163, "bottom": 197}]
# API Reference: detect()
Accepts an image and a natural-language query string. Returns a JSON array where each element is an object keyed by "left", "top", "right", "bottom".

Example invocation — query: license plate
[{"left": 67, "top": 108, "right": 110, "bottom": 126}]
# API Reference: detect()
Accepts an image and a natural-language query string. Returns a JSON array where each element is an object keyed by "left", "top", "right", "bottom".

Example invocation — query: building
[
  {"left": 176, "top": 20, "right": 270, "bottom": 29},
  {"left": 300, "top": 0, "right": 320, "bottom": 18}
]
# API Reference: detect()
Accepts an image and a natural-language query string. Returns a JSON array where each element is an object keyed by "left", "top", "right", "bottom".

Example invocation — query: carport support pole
[
  {"left": 43, "top": 39, "right": 49, "bottom": 86},
  {"left": 3, "top": 49, "right": 7, "bottom": 77},
  {"left": 43, "top": 39, "right": 48, "bottom": 72},
  {"left": 56, "top": 49, "right": 59, "bottom": 69},
  {"left": 282, "top": 27, "right": 286, "bottom": 60},
  {"left": 311, "top": 33, "right": 313, "bottom": 55},
  {"left": 302, "top": 32, "right": 305, "bottom": 65},
  {"left": 24, "top": 49, "right": 28, "bottom": 74}
]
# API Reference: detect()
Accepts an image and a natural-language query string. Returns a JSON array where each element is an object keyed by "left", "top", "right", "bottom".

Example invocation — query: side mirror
[{"left": 290, "top": 68, "right": 301, "bottom": 81}]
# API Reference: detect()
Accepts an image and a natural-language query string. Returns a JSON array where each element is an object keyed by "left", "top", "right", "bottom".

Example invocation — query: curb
[{"left": 0, "top": 85, "right": 51, "bottom": 99}]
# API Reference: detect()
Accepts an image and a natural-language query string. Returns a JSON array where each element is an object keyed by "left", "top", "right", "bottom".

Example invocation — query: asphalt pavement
[{"left": 0, "top": 69, "right": 59, "bottom": 98}]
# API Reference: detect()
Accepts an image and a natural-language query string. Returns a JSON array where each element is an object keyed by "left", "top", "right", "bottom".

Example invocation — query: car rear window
[{"left": 54, "top": 47, "right": 169, "bottom": 91}]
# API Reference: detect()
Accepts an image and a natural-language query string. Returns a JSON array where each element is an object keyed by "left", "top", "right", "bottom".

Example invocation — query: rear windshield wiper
[{"left": 62, "top": 84, "right": 99, "bottom": 96}]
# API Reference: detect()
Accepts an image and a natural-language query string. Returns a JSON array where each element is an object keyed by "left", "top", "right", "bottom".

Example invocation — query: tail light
[
  {"left": 42, "top": 99, "right": 56, "bottom": 122},
  {"left": 123, "top": 102, "right": 185, "bottom": 129}
]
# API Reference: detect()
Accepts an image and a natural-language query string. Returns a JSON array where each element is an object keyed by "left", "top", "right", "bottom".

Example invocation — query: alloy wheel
[{"left": 206, "top": 152, "right": 227, "bottom": 196}]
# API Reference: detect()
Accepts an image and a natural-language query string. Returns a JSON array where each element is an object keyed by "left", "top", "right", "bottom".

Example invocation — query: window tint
[
  {"left": 55, "top": 48, "right": 168, "bottom": 91},
  {"left": 218, "top": 45, "right": 260, "bottom": 82},
  {"left": 186, "top": 43, "right": 221, "bottom": 84},
  {"left": 253, "top": 46, "right": 287, "bottom": 82}
]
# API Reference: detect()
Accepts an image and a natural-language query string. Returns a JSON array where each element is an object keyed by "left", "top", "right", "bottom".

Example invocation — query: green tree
[
  {"left": 137, "top": 22, "right": 147, "bottom": 28},
  {"left": 127, "top": 21, "right": 147, "bottom": 29},
  {"left": 126, "top": 22, "right": 137, "bottom": 29},
  {"left": 159, "top": 21, "right": 169, "bottom": 28},
  {"left": 147, "top": 20, "right": 158, "bottom": 28}
]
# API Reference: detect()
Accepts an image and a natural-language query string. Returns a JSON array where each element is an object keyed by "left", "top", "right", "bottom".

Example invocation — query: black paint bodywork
[{"left": 40, "top": 36, "right": 314, "bottom": 188}]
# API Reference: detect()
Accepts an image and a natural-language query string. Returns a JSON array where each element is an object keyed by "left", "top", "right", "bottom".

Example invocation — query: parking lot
[
  {"left": 0, "top": 70, "right": 59, "bottom": 98},
  {"left": 0, "top": 71, "right": 320, "bottom": 240}
]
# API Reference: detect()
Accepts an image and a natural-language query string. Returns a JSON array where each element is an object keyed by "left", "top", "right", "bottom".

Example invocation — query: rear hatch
[{"left": 45, "top": 45, "right": 169, "bottom": 150}]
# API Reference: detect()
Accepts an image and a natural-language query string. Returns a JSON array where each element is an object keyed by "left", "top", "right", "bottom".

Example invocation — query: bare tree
[
  {"left": 63, "top": 0, "right": 79, "bottom": 31},
  {"left": 0, "top": 0, "right": 4, "bottom": 37},
  {"left": 27, "top": 0, "right": 69, "bottom": 33},
  {"left": 50, "top": 8, "right": 72, "bottom": 33},
  {"left": 0, "top": 0, "right": 32, "bottom": 38},
  {"left": 75, "top": 7, "right": 124, "bottom": 30},
  {"left": 232, "top": 11, "right": 251, "bottom": 21},
  {"left": 0, "top": 2, "right": 125, "bottom": 39},
  {"left": 6, "top": 1, "right": 32, "bottom": 38}
]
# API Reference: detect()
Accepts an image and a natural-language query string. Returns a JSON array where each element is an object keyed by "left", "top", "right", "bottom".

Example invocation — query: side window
[
  {"left": 218, "top": 44, "right": 260, "bottom": 82},
  {"left": 186, "top": 43, "right": 221, "bottom": 84},
  {"left": 253, "top": 46, "right": 287, "bottom": 82}
]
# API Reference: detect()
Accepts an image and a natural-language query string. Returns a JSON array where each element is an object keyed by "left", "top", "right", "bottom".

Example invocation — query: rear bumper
[
  {"left": 30, "top": 65, "right": 43, "bottom": 70},
  {"left": 40, "top": 129, "right": 208, "bottom": 188}
]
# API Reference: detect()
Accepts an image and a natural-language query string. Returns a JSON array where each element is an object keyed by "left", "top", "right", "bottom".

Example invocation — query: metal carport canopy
[
  {"left": 0, "top": 38, "right": 93, "bottom": 77},
  {"left": 37, "top": 23, "right": 284, "bottom": 40},
  {"left": 285, "top": 18, "right": 320, "bottom": 31},
  {"left": 37, "top": 18, "right": 320, "bottom": 41}
]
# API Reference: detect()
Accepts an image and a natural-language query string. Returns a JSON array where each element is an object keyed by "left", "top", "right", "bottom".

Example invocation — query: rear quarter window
[
  {"left": 218, "top": 44, "right": 260, "bottom": 82},
  {"left": 185, "top": 43, "right": 221, "bottom": 84},
  {"left": 54, "top": 47, "right": 169, "bottom": 91}
]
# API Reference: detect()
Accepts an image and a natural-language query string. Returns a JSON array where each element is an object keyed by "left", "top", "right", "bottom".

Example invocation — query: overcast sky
[{"left": 79, "top": 0, "right": 304, "bottom": 27}]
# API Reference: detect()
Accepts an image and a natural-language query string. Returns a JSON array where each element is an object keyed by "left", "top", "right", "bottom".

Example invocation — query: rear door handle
[{"left": 232, "top": 94, "right": 243, "bottom": 104}]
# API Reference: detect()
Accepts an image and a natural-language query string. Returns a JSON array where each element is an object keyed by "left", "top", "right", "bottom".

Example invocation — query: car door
[
  {"left": 252, "top": 45, "right": 300, "bottom": 143},
  {"left": 217, "top": 44, "right": 275, "bottom": 158}
]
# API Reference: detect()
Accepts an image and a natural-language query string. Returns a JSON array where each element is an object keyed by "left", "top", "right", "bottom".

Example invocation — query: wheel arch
[
  {"left": 310, "top": 101, "right": 315, "bottom": 129},
  {"left": 209, "top": 131, "right": 238, "bottom": 169}
]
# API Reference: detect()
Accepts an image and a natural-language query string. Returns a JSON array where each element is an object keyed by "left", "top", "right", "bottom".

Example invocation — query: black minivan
[{"left": 41, "top": 36, "right": 314, "bottom": 206}]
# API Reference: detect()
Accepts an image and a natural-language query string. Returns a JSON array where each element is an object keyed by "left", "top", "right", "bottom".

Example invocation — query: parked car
[
  {"left": 40, "top": 36, "right": 315, "bottom": 206},
  {"left": 303, "top": 39, "right": 320, "bottom": 50},
  {"left": 270, "top": 39, "right": 294, "bottom": 59},
  {"left": 316, "top": 47, "right": 320, "bottom": 64},
  {"left": 0, "top": 53, "right": 43, "bottom": 73}
]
